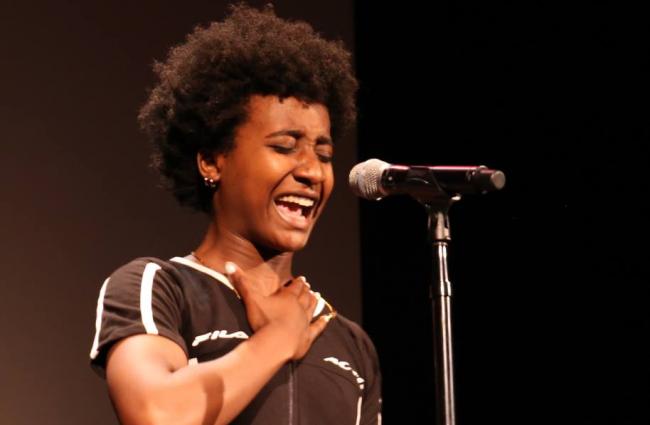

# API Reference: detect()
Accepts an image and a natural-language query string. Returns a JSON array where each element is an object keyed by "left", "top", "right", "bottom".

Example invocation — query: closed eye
[
  {"left": 270, "top": 145, "right": 295, "bottom": 154},
  {"left": 272, "top": 145, "right": 331, "bottom": 162},
  {"left": 316, "top": 152, "right": 333, "bottom": 163},
  {"left": 316, "top": 142, "right": 333, "bottom": 163}
]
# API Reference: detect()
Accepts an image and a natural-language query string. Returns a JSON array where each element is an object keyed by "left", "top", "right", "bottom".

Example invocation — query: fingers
[
  {"left": 285, "top": 276, "right": 309, "bottom": 296},
  {"left": 226, "top": 264, "right": 315, "bottom": 316},
  {"left": 306, "top": 290, "right": 318, "bottom": 319},
  {"left": 293, "top": 308, "right": 336, "bottom": 360},
  {"left": 291, "top": 277, "right": 317, "bottom": 314},
  {"left": 308, "top": 311, "right": 336, "bottom": 341}
]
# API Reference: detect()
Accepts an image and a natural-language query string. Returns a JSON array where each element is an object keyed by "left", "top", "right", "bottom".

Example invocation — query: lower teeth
[{"left": 276, "top": 203, "right": 305, "bottom": 218}]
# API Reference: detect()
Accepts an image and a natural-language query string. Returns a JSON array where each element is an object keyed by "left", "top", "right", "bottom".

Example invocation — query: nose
[{"left": 293, "top": 147, "right": 325, "bottom": 186}]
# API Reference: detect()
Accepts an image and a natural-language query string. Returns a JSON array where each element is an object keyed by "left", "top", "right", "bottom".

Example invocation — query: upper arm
[
  {"left": 90, "top": 258, "right": 188, "bottom": 375},
  {"left": 89, "top": 259, "right": 194, "bottom": 423},
  {"left": 106, "top": 334, "right": 189, "bottom": 424},
  {"left": 361, "top": 338, "right": 382, "bottom": 424},
  {"left": 346, "top": 319, "right": 382, "bottom": 424}
]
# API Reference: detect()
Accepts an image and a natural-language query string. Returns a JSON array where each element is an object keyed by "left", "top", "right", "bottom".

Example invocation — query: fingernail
[
  {"left": 323, "top": 312, "right": 335, "bottom": 323},
  {"left": 225, "top": 262, "right": 237, "bottom": 274}
]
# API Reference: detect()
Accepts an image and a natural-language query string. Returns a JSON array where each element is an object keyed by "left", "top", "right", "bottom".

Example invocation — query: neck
[{"left": 193, "top": 222, "right": 294, "bottom": 295}]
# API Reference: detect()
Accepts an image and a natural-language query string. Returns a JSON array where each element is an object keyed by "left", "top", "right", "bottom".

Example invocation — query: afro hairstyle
[{"left": 137, "top": 4, "right": 358, "bottom": 213}]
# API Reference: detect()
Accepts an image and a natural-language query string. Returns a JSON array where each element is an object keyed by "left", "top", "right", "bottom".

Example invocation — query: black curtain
[{"left": 355, "top": 2, "right": 648, "bottom": 424}]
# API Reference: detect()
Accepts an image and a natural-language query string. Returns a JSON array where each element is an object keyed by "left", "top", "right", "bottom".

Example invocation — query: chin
[
  {"left": 277, "top": 236, "right": 310, "bottom": 253},
  {"left": 264, "top": 231, "right": 312, "bottom": 254}
]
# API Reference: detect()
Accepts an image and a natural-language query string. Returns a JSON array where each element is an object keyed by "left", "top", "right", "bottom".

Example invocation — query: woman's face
[{"left": 212, "top": 95, "right": 334, "bottom": 253}]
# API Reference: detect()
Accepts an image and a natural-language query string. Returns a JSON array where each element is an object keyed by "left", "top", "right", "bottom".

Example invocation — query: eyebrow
[{"left": 265, "top": 129, "right": 333, "bottom": 145}]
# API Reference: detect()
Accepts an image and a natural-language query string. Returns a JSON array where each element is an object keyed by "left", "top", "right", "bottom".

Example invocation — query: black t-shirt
[{"left": 90, "top": 256, "right": 382, "bottom": 424}]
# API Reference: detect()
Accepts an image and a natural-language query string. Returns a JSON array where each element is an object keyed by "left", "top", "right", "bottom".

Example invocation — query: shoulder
[
  {"left": 98, "top": 257, "right": 195, "bottom": 313},
  {"left": 90, "top": 257, "right": 194, "bottom": 375},
  {"left": 328, "top": 314, "right": 379, "bottom": 363},
  {"left": 332, "top": 314, "right": 372, "bottom": 344},
  {"left": 109, "top": 256, "right": 182, "bottom": 277},
  {"left": 99, "top": 255, "right": 198, "bottom": 313},
  {"left": 105, "top": 256, "right": 203, "bottom": 289}
]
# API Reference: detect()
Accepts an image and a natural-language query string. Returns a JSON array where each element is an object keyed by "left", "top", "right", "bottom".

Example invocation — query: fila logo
[
  {"left": 323, "top": 356, "right": 365, "bottom": 390},
  {"left": 192, "top": 329, "right": 249, "bottom": 347}
]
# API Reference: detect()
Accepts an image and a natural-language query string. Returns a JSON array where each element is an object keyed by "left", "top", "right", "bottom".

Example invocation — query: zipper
[{"left": 288, "top": 360, "right": 296, "bottom": 425}]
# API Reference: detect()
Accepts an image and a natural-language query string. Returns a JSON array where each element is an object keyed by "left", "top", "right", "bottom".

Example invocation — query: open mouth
[{"left": 274, "top": 194, "right": 317, "bottom": 228}]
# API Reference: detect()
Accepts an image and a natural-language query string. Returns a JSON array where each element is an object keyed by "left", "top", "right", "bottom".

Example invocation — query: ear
[{"left": 196, "top": 151, "right": 225, "bottom": 182}]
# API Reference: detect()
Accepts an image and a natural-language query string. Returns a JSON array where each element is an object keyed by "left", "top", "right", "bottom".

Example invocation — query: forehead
[{"left": 241, "top": 95, "right": 331, "bottom": 136}]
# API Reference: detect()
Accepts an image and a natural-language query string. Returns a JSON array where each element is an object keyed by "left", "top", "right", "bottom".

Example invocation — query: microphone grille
[{"left": 348, "top": 158, "right": 390, "bottom": 200}]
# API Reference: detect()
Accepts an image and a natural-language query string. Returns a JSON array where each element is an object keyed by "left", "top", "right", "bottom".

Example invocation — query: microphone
[{"left": 348, "top": 158, "right": 506, "bottom": 201}]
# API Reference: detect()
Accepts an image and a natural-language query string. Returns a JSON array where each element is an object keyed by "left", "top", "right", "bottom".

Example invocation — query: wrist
[{"left": 247, "top": 323, "right": 297, "bottom": 362}]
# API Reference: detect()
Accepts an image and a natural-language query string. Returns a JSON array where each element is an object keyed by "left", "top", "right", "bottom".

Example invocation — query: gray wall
[{"left": 0, "top": 2, "right": 357, "bottom": 424}]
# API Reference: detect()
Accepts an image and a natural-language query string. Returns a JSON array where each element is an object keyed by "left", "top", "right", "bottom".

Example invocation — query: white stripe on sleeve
[
  {"left": 140, "top": 263, "right": 162, "bottom": 335},
  {"left": 89, "top": 278, "right": 110, "bottom": 359},
  {"left": 355, "top": 396, "right": 362, "bottom": 425}
]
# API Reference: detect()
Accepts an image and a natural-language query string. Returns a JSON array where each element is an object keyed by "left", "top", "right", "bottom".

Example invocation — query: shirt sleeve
[
  {"left": 358, "top": 328, "right": 383, "bottom": 425},
  {"left": 338, "top": 315, "right": 383, "bottom": 425},
  {"left": 89, "top": 257, "right": 187, "bottom": 376}
]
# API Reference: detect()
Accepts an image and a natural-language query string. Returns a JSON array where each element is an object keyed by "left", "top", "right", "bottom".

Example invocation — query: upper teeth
[{"left": 277, "top": 195, "right": 315, "bottom": 207}]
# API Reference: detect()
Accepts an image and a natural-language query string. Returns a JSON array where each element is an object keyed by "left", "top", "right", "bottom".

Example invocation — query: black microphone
[{"left": 348, "top": 158, "right": 506, "bottom": 201}]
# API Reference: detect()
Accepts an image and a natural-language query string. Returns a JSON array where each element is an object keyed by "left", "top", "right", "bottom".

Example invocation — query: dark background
[
  {"left": 356, "top": 1, "right": 647, "bottom": 424},
  {"left": 1, "top": 1, "right": 647, "bottom": 424}
]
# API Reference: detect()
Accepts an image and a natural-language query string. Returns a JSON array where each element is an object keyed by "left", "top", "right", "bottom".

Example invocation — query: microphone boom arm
[{"left": 382, "top": 165, "right": 505, "bottom": 202}]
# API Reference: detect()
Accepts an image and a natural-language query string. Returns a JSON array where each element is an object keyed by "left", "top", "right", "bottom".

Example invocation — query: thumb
[{"left": 224, "top": 261, "right": 248, "bottom": 300}]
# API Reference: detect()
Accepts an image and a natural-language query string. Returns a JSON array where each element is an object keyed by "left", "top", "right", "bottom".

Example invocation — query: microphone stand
[
  {"left": 424, "top": 196, "right": 459, "bottom": 425},
  {"left": 361, "top": 159, "right": 505, "bottom": 424}
]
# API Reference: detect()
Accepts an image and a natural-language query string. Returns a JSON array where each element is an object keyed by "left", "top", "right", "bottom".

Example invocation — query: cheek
[
  {"left": 325, "top": 170, "right": 335, "bottom": 197},
  {"left": 319, "top": 169, "right": 335, "bottom": 207},
  {"left": 231, "top": 157, "right": 281, "bottom": 199}
]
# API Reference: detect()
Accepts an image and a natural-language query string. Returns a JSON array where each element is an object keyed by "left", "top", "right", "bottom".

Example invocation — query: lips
[{"left": 273, "top": 193, "right": 319, "bottom": 229}]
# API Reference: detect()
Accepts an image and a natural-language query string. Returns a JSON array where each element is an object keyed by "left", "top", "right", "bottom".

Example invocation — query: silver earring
[{"left": 203, "top": 176, "right": 217, "bottom": 189}]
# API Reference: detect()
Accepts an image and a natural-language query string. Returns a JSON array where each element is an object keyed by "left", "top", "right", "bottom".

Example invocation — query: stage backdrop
[
  {"left": 355, "top": 2, "right": 647, "bottom": 424},
  {"left": 0, "top": 2, "right": 357, "bottom": 424}
]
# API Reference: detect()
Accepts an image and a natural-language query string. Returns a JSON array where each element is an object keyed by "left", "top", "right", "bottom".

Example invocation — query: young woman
[{"left": 90, "top": 5, "right": 381, "bottom": 424}]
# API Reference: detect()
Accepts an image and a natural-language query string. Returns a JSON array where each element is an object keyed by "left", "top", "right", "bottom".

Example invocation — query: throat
[{"left": 194, "top": 222, "right": 295, "bottom": 294}]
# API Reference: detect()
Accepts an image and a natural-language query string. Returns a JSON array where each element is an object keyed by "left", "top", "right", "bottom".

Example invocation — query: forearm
[
  {"left": 183, "top": 324, "right": 293, "bottom": 425},
  {"left": 108, "top": 326, "right": 293, "bottom": 425}
]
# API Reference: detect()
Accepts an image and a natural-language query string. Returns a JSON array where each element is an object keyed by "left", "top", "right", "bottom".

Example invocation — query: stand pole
[{"left": 428, "top": 207, "right": 456, "bottom": 425}]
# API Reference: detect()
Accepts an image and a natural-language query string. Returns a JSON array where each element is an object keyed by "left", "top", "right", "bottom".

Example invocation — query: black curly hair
[{"left": 138, "top": 4, "right": 358, "bottom": 214}]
